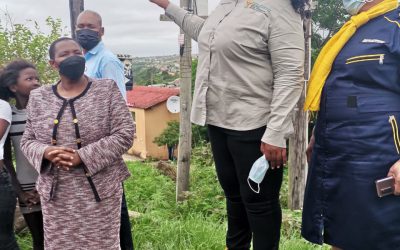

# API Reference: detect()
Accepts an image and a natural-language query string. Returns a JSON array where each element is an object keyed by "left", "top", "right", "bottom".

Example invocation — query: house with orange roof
[{"left": 127, "top": 86, "right": 180, "bottom": 159}]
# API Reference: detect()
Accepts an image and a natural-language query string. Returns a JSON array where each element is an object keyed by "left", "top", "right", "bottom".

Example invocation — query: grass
[
  {"left": 17, "top": 144, "right": 329, "bottom": 250},
  {"left": 15, "top": 231, "right": 31, "bottom": 250},
  {"left": 125, "top": 159, "right": 226, "bottom": 250}
]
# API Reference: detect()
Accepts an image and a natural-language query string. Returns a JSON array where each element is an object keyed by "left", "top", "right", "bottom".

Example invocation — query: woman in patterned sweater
[{"left": 21, "top": 37, "right": 135, "bottom": 250}]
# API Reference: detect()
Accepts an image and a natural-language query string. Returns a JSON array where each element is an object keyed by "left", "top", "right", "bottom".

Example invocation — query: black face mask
[
  {"left": 76, "top": 29, "right": 100, "bottom": 51},
  {"left": 58, "top": 56, "right": 86, "bottom": 81}
]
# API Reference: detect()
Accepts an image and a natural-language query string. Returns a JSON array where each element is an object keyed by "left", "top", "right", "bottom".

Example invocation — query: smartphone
[{"left": 375, "top": 176, "right": 395, "bottom": 198}]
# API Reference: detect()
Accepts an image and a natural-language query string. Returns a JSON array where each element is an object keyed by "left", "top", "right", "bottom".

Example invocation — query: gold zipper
[
  {"left": 389, "top": 115, "right": 400, "bottom": 154},
  {"left": 346, "top": 54, "right": 384, "bottom": 65}
]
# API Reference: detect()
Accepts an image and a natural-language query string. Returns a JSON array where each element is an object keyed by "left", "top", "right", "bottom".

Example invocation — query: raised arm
[{"left": 149, "top": 0, "right": 205, "bottom": 41}]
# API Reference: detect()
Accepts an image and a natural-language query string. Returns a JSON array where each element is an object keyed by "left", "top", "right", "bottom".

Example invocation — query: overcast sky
[{"left": 0, "top": 0, "right": 219, "bottom": 57}]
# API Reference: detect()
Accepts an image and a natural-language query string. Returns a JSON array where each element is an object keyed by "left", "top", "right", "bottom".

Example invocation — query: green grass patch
[
  {"left": 17, "top": 144, "right": 329, "bottom": 249},
  {"left": 125, "top": 160, "right": 226, "bottom": 250},
  {"left": 15, "top": 229, "right": 32, "bottom": 250}
]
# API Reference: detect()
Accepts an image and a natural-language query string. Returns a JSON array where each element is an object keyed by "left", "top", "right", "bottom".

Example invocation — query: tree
[
  {"left": 154, "top": 120, "right": 180, "bottom": 148},
  {"left": 154, "top": 120, "right": 208, "bottom": 149},
  {"left": 154, "top": 120, "right": 180, "bottom": 161},
  {"left": 311, "top": 0, "right": 347, "bottom": 62},
  {"left": 0, "top": 13, "right": 66, "bottom": 84}
]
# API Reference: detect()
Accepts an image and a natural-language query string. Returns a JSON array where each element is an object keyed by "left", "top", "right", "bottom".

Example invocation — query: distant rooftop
[
  {"left": 127, "top": 86, "right": 180, "bottom": 109},
  {"left": 117, "top": 54, "right": 133, "bottom": 59}
]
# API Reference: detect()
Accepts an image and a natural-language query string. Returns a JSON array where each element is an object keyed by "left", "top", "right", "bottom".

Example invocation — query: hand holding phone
[
  {"left": 375, "top": 176, "right": 395, "bottom": 198},
  {"left": 387, "top": 160, "right": 400, "bottom": 196}
]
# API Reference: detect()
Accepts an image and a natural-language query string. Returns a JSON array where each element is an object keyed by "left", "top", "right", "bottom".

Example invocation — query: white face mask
[
  {"left": 342, "top": 0, "right": 374, "bottom": 15},
  {"left": 247, "top": 156, "right": 269, "bottom": 194}
]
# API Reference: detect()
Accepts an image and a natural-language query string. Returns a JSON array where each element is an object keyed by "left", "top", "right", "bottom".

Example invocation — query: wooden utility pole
[
  {"left": 176, "top": 0, "right": 193, "bottom": 202},
  {"left": 160, "top": 1, "right": 207, "bottom": 202},
  {"left": 288, "top": 1, "right": 313, "bottom": 210},
  {"left": 69, "top": 0, "right": 84, "bottom": 39}
]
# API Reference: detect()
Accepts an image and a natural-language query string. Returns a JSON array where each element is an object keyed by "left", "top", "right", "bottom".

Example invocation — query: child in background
[{"left": 0, "top": 60, "right": 43, "bottom": 250}]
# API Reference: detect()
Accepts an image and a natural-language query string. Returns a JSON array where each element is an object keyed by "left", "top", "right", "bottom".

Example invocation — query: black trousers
[
  {"left": 208, "top": 125, "right": 283, "bottom": 250},
  {"left": 0, "top": 167, "right": 19, "bottom": 250},
  {"left": 23, "top": 211, "right": 44, "bottom": 250},
  {"left": 120, "top": 189, "right": 134, "bottom": 250}
]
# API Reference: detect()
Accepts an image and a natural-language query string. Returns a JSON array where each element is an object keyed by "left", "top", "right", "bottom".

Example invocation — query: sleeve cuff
[
  {"left": 165, "top": 2, "right": 188, "bottom": 25},
  {"left": 38, "top": 146, "right": 50, "bottom": 173},
  {"left": 77, "top": 148, "right": 95, "bottom": 176},
  {"left": 261, "top": 128, "right": 287, "bottom": 148}
]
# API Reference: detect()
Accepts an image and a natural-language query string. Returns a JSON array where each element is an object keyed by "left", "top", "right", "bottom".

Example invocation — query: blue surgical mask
[
  {"left": 342, "top": 0, "right": 374, "bottom": 15},
  {"left": 247, "top": 156, "right": 269, "bottom": 194}
]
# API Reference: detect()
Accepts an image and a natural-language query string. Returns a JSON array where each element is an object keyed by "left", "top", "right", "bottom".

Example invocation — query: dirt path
[{"left": 123, "top": 154, "right": 143, "bottom": 162}]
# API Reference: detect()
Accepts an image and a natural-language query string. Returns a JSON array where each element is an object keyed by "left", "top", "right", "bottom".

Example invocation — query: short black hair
[
  {"left": 0, "top": 60, "right": 36, "bottom": 100},
  {"left": 48, "top": 37, "right": 80, "bottom": 60}
]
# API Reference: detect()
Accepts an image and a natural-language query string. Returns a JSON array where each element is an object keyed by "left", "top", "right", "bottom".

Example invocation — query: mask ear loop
[{"left": 247, "top": 178, "right": 260, "bottom": 194}]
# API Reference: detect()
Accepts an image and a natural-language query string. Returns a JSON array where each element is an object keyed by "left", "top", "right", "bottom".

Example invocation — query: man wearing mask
[
  {"left": 76, "top": 10, "right": 133, "bottom": 250},
  {"left": 76, "top": 10, "right": 127, "bottom": 99}
]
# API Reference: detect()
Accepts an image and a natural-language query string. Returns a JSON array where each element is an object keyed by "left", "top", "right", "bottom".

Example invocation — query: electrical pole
[
  {"left": 160, "top": 0, "right": 207, "bottom": 202},
  {"left": 288, "top": 1, "right": 314, "bottom": 210},
  {"left": 176, "top": 0, "right": 192, "bottom": 202},
  {"left": 69, "top": 0, "right": 84, "bottom": 39}
]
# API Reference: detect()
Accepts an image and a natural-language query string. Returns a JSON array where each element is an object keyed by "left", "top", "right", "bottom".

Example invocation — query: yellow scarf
[{"left": 304, "top": 0, "right": 398, "bottom": 111}]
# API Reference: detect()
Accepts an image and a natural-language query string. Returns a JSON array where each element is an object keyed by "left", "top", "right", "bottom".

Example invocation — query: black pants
[
  {"left": 120, "top": 190, "right": 134, "bottom": 250},
  {"left": 23, "top": 211, "right": 44, "bottom": 250},
  {"left": 208, "top": 125, "right": 283, "bottom": 250},
  {"left": 0, "top": 167, "right": 19, "bottom": 250}
]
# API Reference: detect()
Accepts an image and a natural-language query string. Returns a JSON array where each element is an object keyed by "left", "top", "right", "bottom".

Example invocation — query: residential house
[{"left": 127, "top": 86, "right": 180, "bottom": 160}]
